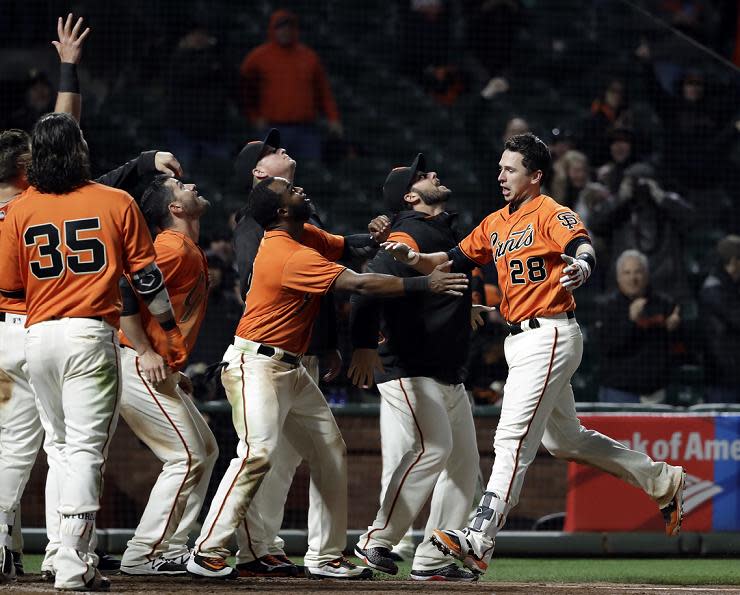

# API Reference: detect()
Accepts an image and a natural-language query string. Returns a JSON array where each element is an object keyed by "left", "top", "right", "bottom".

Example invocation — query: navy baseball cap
[
  {"left": 234, "top": 128, "right": 281, "bottom": 193},
  {"left": 383, "top": 153, "right": 426, "bottom": 213}
]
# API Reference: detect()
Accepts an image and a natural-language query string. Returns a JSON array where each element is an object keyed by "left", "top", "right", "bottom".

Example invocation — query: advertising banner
[{"left": 565, "top": 414, "right": 740, "bottom": 532}]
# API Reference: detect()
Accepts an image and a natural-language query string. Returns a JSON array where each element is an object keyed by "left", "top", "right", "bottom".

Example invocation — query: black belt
[
  {"left": 508, "top": 311, "right": 574, "bottom": 336},
  {"left": 257, "top": 344, "right": 302, "bottom": 366}
]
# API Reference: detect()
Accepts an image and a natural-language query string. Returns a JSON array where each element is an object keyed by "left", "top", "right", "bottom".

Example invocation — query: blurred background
[{"left": 4, "top": 0, "right": 739, "bottom": 545}]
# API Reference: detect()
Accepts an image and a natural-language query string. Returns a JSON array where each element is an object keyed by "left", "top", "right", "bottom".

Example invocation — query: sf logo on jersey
[
  {"left": 557, "top": 211, "right": 579, "bottom": 230},
  {"left": 490, "top": 224, "right": 535, "bottom": 264}
]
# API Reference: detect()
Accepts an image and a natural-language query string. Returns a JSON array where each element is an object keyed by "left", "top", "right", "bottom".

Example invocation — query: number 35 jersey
[
  {"left": 458, "top": 194, "right": 590, "bottom": 323},
  {"left": 0, "top": 182, "right": 155, "bottom": 328}
]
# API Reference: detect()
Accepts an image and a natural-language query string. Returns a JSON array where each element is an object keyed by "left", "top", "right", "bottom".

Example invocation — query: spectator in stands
[
  {"left": 589, "top": 162, "right": 694, "bottom": 303},
  {"left": 579, "top": 77, "right": 632, "bottom": 167},
  {"left": 698, "top": 235, "right": 740, "bottom": 404},
  {"left": 596, "top": 127, "right": 636, "bottom": 195},
  {"left": 596, "top": 250, "right": 681, "bottom": 404},
  {"left": 165, "top": 23, "right": 233, "bottom": 172},
  {"left": 550, "top": 150, "right": 591, "bottom": 209},
  {"left": 637, "top": 43, "right": 740, "bottom": 193},
  {"left": 397, "top": 0, "right": 454, "bottom": 81},
  {"left": 548, "top": 127, "right": 576, "bottom": 161},
  {"left": 239, "top": 10, "right": 342, "bottom": 161},
  {"left": 9, "top": 70, "right": 54, "bottom": 132}
]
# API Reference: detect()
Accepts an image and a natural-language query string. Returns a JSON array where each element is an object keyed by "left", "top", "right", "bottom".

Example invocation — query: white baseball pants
[
  {"left": 235, "top": 355, "right": 319, "bottom": 563},
  {"left": 195, "top": 343, "right": 347, "bottom": 567},
  {"left": 359, "top": 377, "right": 479, "bottom": 571},
  {"left": 0, "top": 313, "right": 42, "bottom": 549},
  {"left": 480, "top": 317, "right": 680, "bottom": 537},
  {"left": 25, "top": 318, "right": 121, "bottom": 590},
  {"left": 118, "top": 347, "right": 218, "bottom": 566}
]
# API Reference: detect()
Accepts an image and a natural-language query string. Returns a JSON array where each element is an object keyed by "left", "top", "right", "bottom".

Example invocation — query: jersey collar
[{"left": 499, "top": 194, "right": 545, "bottom": 222}]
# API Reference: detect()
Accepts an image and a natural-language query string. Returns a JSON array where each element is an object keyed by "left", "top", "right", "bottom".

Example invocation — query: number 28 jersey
[
  {"left": 0, "top": 182, "right": 155, "bottom": 328},
  {"left": 458, "top": 194, "right": 590, "bottom": 323}
]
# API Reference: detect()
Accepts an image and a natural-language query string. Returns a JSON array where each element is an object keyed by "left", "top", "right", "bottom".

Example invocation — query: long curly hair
[{"left": 27, "top": 113, "right": 91, "bottom": 194}]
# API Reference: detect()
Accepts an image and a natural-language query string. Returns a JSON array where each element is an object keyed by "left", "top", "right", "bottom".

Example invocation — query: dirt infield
[{"left": 4, "top": 575, "right": 740, "bottom": 595}]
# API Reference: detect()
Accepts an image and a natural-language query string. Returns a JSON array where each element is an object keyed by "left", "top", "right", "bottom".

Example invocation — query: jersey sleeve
[
  {"left": 282, "top": 247, "right": 346, "bottom": 295},
  {"left": 301, "top": 223, "right": 345, "bottom": 261},
  {"left": 0, "top": 210, "right": 23, "bottom": 293},
  {"left": 387, "top": 231, "right": 420, "bottom": 253},
  {"left": 544, "top": 207, "right": 590, "bottom": 251},
  {"left": 121, "top": 199, "right": 156, "bottom": 274},
  {"left": 457, "top": 215, "right": 494, "bottom": 265}
]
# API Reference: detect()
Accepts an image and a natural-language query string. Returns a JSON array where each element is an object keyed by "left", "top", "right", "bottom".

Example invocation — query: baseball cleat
[
  {"left": 430, "top": 529, "right": 488, "bottom": 574},
  {"left": 353, "top": 545, "right": 398, "bottom": 575},
  {"left": 40, "top": 568, "right": 55, "bottom": 582},
  {"left": 11, "top": 551, "right": 23, "bottom": 576},
  {"left": 56, "top": 568, "right": 110, "bottom": 592},
  {"left": 161, "top": 548, "right": 191, "bottom": 566},
  {"left": 0, "top": 546, "right": 16, "bottom": 582},
  {"left": 236, "top": 554, "right": 299, "bottom": 577},
  {"left": 410, "top": 563, "right": 479, "bottom": 582},
  {"left": 186, "top": 553, "right": 238, "bottom": 579},
  {"left": 661, "top": 467, "right": 686, "bottom": 536},
  {"left": 94, "top": 549, "right": 121, "bottom": 573},
  {"left": 304, "top": 556, "right": 373, "bottom": 580},
  {"left": 121, "top": 556, "right": 187, "bottom": 575}
]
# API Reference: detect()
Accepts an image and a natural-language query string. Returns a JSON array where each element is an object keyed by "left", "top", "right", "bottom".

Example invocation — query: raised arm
[
  {"left": 333, "top": 260, "right": 467, "bottom": 296},
  {"left": 52, "top": 14, "right": 90, "bottom": 122}
]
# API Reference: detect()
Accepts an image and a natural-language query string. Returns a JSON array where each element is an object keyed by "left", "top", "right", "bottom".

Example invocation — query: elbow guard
[{"left": 131, "top": 263, "right": 172, "bottom": 316}]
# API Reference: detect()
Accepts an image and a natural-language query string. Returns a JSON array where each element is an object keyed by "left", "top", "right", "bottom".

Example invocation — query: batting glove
[{"left": 559, "top": 254, "right": 591, "bottom": 291}]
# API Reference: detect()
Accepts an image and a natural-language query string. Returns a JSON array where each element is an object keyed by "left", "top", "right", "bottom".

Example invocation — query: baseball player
[
  {"left": 115, "top": 175, "right": 218, "bottom": 575},
  {"left": 230, "top": 129, "right": 388, "bottom": 577},
  {"left": 186, "top": 176, "right": 467, "bottom": 580},
  {"left": 0, "top": 16, "right": 181, "bottom": 584},
  {"left": 349, "top": 154, "right": 481, "bottom": 582},
  {"left": 0, "top": 112, "right": 187, "bottom": 591},
  {"left": 384, "top": 133, "right": 686, "bottom": 575}
]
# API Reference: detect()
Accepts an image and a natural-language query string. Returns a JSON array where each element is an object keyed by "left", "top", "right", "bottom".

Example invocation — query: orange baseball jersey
[
  {"left": 236, "top": 224, "right": 345, "bottom": 354},
  {"left": 458, "top": 195, "right": 590, "bottom": 322},
  {"left": 0, "top": 182, "right": 156, "bottom": 328},
  {"left": 0, "top": 198, "right": 27, "bottom": 315},
  {"left": 119, "top": 229, "right": 208, "bottom": 357}
]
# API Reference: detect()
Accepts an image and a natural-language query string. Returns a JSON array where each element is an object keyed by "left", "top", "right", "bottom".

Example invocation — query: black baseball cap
[
  {"left": 383, "top": 153, "right": 426, "bottom": 213},
  {"left": 233, "top": 128, "right": 281, "bottom": 193}
]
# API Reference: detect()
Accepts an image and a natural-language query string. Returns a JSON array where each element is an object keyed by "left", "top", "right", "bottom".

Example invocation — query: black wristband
[
  {"left": 160, "top": 318, "right": 177, "bottom": 331},
  {"left": 403, "top": 275, "right": 430, "bottom": 293},
  {"left": 577, "top": 252, "right": 596, "bottom": 271},
  {"left": 59, "top": 63, "right": 79, "bottom": 93}
]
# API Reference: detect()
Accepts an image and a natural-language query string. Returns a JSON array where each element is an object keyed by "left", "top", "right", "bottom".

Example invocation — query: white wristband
[{"left": 407, "top": 250, "right": 420, "bottom": 265}]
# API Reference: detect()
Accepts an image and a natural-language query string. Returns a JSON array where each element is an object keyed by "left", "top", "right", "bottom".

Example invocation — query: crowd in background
[{"left": 1, "top": 0, "right": 739, "bottom": 406}]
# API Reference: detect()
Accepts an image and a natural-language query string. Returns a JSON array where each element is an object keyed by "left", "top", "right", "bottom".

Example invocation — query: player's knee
[{"left": 246, "top": 446, "right": 273, "bottom": 478}]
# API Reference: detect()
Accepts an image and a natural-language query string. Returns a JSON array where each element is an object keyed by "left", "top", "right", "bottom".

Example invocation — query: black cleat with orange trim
[
  {"left": 236, "top": 554, "right": 299, "bottom": 577},
  {"left": 661, "top": 467, "right": 686, "bottom": 536},
  {"left": 410, "top": 563, "right": 478, "bottom": 582}
]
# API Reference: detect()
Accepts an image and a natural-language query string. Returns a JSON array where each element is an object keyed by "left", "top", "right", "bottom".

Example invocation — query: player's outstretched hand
[
  {"left": 165, "top": 327, "right": 188, "bottom": 372},
  {"left": 381, "top": 241, "right": 419, "bottom": 265},
  {"left": 138, "top": 348, "right": 169, "bottom": 385},
  {"left": 559, "top": 254, "right": 591, "bottom": 292},
  {"left": 154, "top": 152, "right": 183, "bottom": 178},
  {"left": 348, "top": 348, "right": 384, "bottom": 389},
  {"left": 368, "top": 215, "right": 391, "bottom": 244},
  {"left": 321, "top": 348, "right": 343, "bottom": 382},
  {"left": 428, "top": 261, "right": 468, "bottom": 296},
  {"left": 52, "top": 14, "right": 91, "bottom": 64},
  {"left": 471, "top": 305, "right": 496, "bottom": 330}
]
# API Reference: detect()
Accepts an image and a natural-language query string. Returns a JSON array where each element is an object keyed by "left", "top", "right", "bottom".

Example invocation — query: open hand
[
  {"left": 381, "top": 241, "right": 419, "bottom": 265},
  {"left": 154, "top": 152, "right": 184, "bottom": 177},
  {"left": 428, "top": 261, "right": 468, "bottom": 296},
  {"left": 348, "top": 348, "right": 384, "bottom": 388},
  {"left": 52, "top": 14, "right": 91, "bottom": 64},
  {"left": 559, "top": 254, "right": 591, "bottom": 292},
  {"left": 471, "top": 305, "right": 496, "bottom": 330}
]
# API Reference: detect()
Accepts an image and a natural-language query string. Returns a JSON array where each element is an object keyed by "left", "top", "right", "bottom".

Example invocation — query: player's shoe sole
[
  {"left": 410, "top": 563, "right": 479, "bottom": 582},
  {"left": 430, "top": 529, "right": 488, "bottom": 574},
  {"left": 353, "top": 545, "right": 398, "bottom": 575},
  {"left": 186, "top": 554, "right": 238, "bottom": 579},
  {"left": 662, "top": 467, "right": 686, "bottom": 536}
]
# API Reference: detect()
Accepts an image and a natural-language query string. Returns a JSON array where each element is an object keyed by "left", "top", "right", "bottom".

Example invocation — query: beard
[
  {"left": 288, "top": 199, "right": 312, "bottom": 222},
  {"left": 417, "top": 186, "right": 451, "bottom": 206}
]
